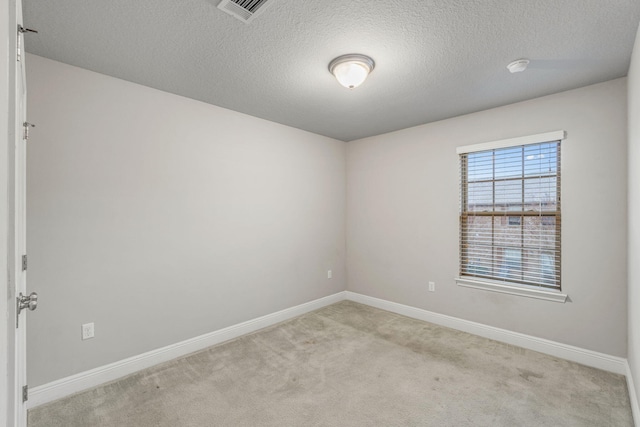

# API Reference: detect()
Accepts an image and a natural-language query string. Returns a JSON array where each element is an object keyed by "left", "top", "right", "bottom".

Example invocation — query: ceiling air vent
[{"left": 217, "top": 0, "right": 271, "bottom": 23}]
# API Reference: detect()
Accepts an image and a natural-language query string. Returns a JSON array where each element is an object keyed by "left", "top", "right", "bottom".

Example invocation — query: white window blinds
[{"left": 458, "top": 131, "right": 563, "bottom": 290}]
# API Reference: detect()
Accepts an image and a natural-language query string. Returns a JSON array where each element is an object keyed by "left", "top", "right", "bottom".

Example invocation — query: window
[
  {"left": 508, "top": 216, "right": 521, "bottom": 226},
  {"left": 456, "top": 131, "right": 564, "bottom": 300}
]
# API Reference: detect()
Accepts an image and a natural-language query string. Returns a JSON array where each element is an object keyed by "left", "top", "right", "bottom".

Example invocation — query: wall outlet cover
[{"left": 82, "top": 323, "right": 95, "bottom": 340}]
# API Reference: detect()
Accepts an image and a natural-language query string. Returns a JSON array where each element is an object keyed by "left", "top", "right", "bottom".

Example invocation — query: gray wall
[
  {"left": 26, "top": 50, "right": 632, "bottom": 389},
  {"left": 347, "top": 79, "right": 628, "bottom": 356},
  {"left": 26, "top": 55, "right": 346, "bottom": 387},
  {"left": 628, "top": 23, "right": 640, "bottom": 413}
]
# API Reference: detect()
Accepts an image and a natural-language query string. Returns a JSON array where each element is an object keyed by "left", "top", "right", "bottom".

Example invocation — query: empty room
[{"left": 2, "top": 0, "right": 640, "bottom": 426}]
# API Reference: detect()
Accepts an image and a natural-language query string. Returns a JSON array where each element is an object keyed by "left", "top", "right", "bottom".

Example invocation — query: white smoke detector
[{"left": 507, "top": 59, "right": 530, "bottom": 73}]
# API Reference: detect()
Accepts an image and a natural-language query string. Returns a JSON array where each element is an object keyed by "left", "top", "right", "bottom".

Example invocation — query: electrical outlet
[
  {"left": 327, "top": 270, "right": 332, "bottom": 279},
  {"left": 82, "top": 322, "right": 94, "bottom": 340},
  {"left": 428, "top": 281, "right": 435, "bottom": 292}
]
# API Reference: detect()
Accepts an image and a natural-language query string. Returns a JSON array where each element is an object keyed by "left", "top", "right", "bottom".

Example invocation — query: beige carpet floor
[{"left": 28, "top": 301, "right": 633, "bottom": 426}]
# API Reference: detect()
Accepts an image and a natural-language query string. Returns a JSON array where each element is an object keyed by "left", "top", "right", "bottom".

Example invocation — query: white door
[{"left": 14, "top": 0, "right": 36, "bottom": 424}]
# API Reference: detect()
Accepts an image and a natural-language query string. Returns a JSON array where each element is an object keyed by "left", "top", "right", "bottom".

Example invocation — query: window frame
[{"left": 455, "top": 131, "right": 568, "bottom": 303}]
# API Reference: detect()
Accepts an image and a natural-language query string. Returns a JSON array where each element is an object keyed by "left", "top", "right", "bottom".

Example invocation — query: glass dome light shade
[{"left": 329, "top": 54, "right": 375, "bottom": 89}]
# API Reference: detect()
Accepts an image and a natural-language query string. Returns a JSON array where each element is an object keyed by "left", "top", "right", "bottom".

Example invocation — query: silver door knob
[{"left": 17, "top": 291, "right": 38, "bottom": 313}]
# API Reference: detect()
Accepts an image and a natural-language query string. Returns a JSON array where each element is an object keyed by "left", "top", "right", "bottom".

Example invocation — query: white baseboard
[
  {"left": 345, "top": 291, "right": 627, "bottom": 375},
  {"left": 29, "top": 290, "right": 633, "bottom": 415},
  {"left": 627, "top": 361, "right": 640, "bottom": 427},
  {"left": 28, "top": 291, "right": 346, "bottom": 409}
]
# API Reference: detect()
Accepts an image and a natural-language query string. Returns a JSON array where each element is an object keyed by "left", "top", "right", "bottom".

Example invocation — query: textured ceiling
[{"left": 23, "top": 0, "right": 640, "bottom": 141}]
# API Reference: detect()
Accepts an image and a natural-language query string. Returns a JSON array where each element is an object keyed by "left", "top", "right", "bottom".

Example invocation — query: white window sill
[{"left": 455, "top": 277, "right": 568, "bottom": 303}]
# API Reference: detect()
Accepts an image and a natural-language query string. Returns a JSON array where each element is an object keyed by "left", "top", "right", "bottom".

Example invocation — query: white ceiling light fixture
[
  {"left": 507, "top": 58, "right": 530, "bottom": 73},
  {"left": 329, "top": 54, "right": 375, "bottom": 89}
]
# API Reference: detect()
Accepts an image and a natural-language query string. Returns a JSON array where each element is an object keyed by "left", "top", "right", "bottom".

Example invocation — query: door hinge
[
  {"left": 17, "top": 25, "right": 38, "bottom": 62},
  {"left": 22, "top": 255, "right": 27, "bottom": 271},
  {"left": 22, "top": 385, "right": 28, "bottom": 402},
  {"left": 23, "top": 122, "right": 35, "bottom": 140}
]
